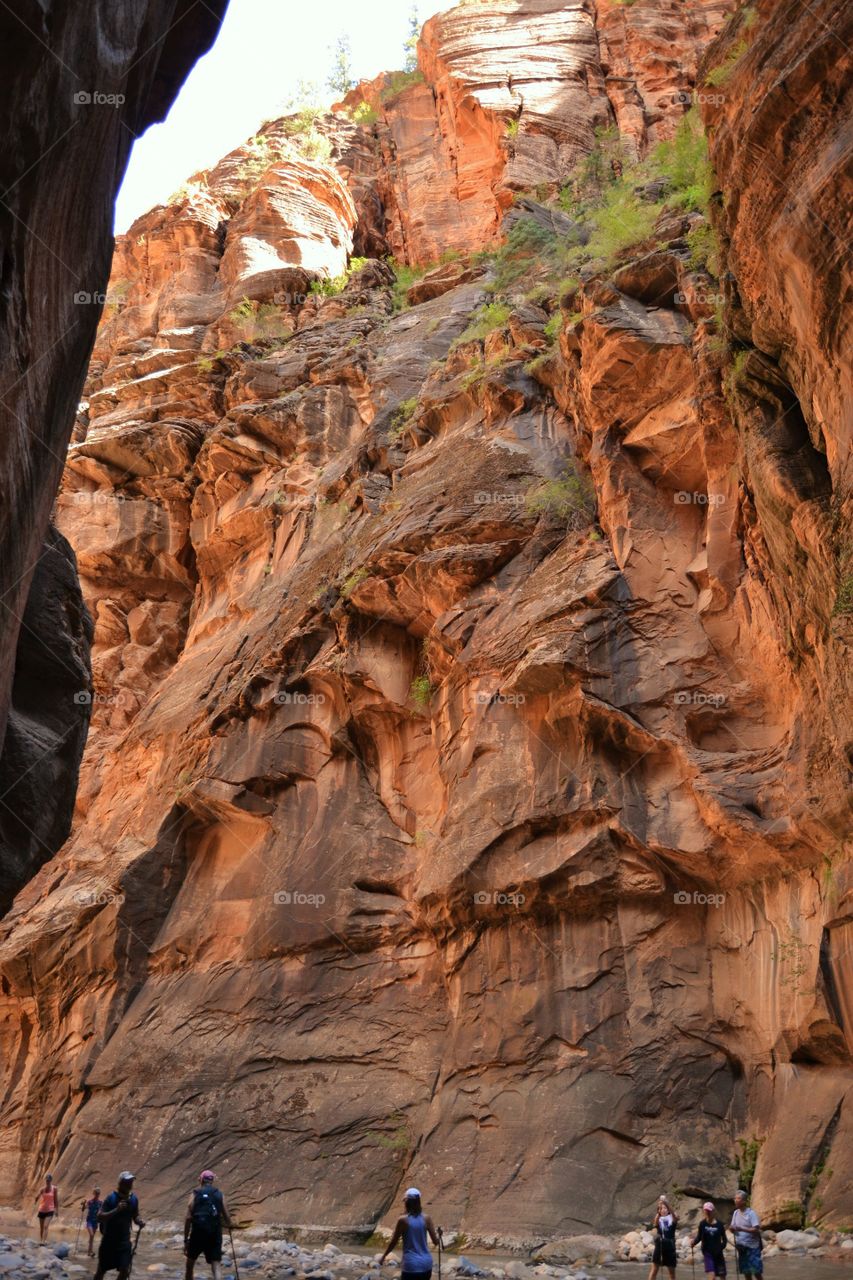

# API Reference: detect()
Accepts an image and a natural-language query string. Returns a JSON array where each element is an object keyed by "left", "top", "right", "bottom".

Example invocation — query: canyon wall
[
  {"left": 0, "top": 0, "right": 229, "bottom": 913},
  {"left": 0, "top": 0, "right": 851, "bottom": 1242}
]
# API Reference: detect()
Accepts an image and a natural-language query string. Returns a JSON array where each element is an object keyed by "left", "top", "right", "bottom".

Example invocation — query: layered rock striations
[
  {"left": 0, "top": 0, "right": 229, "bottom": 911},
  {"left": 0, "top": 0, "right": 851, "bottom": 1243}
]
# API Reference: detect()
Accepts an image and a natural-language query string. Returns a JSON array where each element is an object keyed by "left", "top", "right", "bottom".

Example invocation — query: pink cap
[
  {"left": 703, "top": 1202, "right": 715, "bottom": 1212},
  {"left": 200, "top": 1171, "right": 215, "bottom": 1182}
]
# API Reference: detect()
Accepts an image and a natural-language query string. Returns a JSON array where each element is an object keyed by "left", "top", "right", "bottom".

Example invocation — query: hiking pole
[
  {"left": 437, "top": 1229, "right": 443, "bottom": 1280},
  {"left": 690, "top": 1246, "right": 695, "bottom": 1280},
  {"left": 128, "top": 1224, "right": 144, "bottom": 1280},
  {"left": 74, "top": 1212, "right": 84, "bottom": 1256},
  {"left": 228, "top": 1225, "right": 240, "bottom": 1280}
]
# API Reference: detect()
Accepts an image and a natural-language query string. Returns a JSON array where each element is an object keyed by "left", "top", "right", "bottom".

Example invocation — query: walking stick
[
  {"left": 690, "top": 1245, "right": 695, "bottom": 1280},
  {"left": 437, "top": 1228, "right": 443, "bottom": 1280},
  {"left": 74, "top": 1212, "right": 84, "bottom": 1256},
  {"left": 128, "top": 1224, "right": 144, "bottom": 1280},
  {"left": 228, "top": 1225, "right": 240, "bottom": 1280}
]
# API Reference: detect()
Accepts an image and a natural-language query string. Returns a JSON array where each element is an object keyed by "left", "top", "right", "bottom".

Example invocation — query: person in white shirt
[
  {"left": 647, "top": 1194, "right": 678, "bottom": 1279},
  {"left": 730, "top": 1189, "right": 763, "bottom": 1277}
]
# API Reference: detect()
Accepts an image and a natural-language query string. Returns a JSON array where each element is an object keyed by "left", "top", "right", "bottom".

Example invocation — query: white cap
[
  {"left": 404, "top": 1187, "right": 421, "bottom": 1198},
  {"left": 119, "top": 1171, "right": 135, "bottom": 1182}
]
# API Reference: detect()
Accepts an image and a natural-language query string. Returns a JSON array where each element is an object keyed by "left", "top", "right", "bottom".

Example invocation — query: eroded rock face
[
  {"left": 350, "top": 0, "right": 736, "bottom": 263},
  {"left": 0, "top": 0, "right": 228, "bottom": 906},
  {"left": 0, "top": 0, "right": 850, "bottom": 1244}
]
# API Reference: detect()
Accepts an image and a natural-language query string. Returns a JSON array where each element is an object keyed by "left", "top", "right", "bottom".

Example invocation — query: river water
[{"left": 0, "top": 1214, "right": 849, "bottom": 1280}]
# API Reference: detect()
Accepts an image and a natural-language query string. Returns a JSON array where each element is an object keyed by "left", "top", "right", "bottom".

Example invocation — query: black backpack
[{"left": 191, "top": 1187, "right": 223, "bottom": 1227}]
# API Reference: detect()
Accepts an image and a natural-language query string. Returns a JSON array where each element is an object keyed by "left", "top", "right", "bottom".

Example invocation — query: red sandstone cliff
[{"left": 0, "top": 0, "right": 850, "bottom": 1243}]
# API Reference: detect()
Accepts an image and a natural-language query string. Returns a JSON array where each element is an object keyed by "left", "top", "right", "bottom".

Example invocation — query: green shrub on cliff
[
  {"left": 706, "top": 38, "right": 748, "bottom": 86},
  {"left": 352, "top": 101, "right": 379, "bottom": 126},
  {"left": 453, "top": 301, "right": 512, "bottom": 346},
  {"left": 524, "top": 463, "right": 595, "bottom": 529},
  {"left": 381, "top": 69, "right": 424, "bottom": 102}
]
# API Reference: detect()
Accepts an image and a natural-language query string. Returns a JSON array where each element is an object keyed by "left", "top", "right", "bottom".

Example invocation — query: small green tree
[
  {"left": 328, "top": 35, "right": 354, "bottom": 97},
  {"left": 404, "top": 4, "right": 420, "bottom": 73}
]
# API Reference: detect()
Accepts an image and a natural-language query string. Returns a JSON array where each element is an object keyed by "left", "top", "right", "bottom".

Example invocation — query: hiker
[
  {"left": 81, "top": 1186, "right": 104, "bottom": 1257},
  {"left": 184, "top": 1171, "right": 233, "bottom": 1280},
  {"left": 647, "top": 1195, "right": 678, "bottom": 1279},
  {"left": 380, "top": 1188, "right": 442, "bottom": 1280},
  {"left": 94, "top": 1172, "right": 145, "bottom": 1280},
  {"left": 691, "top": 1202, "right": 728, "bottom": 1277},
  {"left": 730, "top": 1189, "right": 763, "bottom": 1277},
  {"left": 36, "top": 1173, "right": 60, "bottom": 1243}
]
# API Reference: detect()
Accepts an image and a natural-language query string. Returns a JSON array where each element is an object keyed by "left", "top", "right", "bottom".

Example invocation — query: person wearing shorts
[
  {"left": 184, "top": 1171, "right": 233, "bottom": 1280},
  {"left": 380, "top": 1187, "right": 442, "bottom": 1280},
  {"left": 94, "top": 1172, "right": 145, "bottom": 1280},
  {"left": 731, "top": 1190, "right": 763, "bottom": 1277},
  {"left": 648, "top": 1195, "right": 678, "bottom": 1279},
  {"left": 82, "top": 1187, "right": 104, "bottom": 1257},
  {"left": 692, "top": 1202, "right": 728, "bottom": 1276},
  {"left": 36, "top": 1173, "right": 59, "bottom": 1243}
]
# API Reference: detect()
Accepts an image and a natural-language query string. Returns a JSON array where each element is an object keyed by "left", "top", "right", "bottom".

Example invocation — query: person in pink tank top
[{"left": 36, "top": 1172, "right": 60, "bottom": 1243}]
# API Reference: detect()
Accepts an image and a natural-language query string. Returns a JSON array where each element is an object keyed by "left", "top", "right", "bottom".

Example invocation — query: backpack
[{"left": 191, "top": 1187, "right": 223, "bottom": 1227}]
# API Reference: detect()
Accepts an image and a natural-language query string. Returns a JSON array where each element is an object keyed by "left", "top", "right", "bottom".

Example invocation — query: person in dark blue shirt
[
  {"left": 692, "top": 1202, "right": 728, "bottom": 1277},
  {"left": 94, "top": 1172, "right": 145, "bottom": 1280},
  {"left": 80, "top": 1186, "right": 103, "bottom": 1258}
]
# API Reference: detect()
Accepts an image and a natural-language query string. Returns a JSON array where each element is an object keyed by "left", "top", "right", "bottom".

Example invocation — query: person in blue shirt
[
  {"left": 380, "top": 1188, "right": 442, "bottom": 1280},
  {"left": 80, "top": 1186, "right": 103, "bottom": 1258}
]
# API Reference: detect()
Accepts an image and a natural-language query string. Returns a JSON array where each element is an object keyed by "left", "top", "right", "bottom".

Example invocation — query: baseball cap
[
  {"left": 200, "top": 1171, "right": 216, "bottom": 1182},
  {"left": 404, "top": 1187, "right": 421, "bottom": 1198},
  {"left": 119, "top": 1171, "right": 134, "bottom": 1182},
  {"left": 703, "top": 1202, "right": 715, "bottom": 1212}
]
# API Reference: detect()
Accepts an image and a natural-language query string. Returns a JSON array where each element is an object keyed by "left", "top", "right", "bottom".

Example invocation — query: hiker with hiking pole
[
  {"left": 380, "top": 1189, "right": 442, "bottom": 1280},
  {"left": 80, "top": 1186, "right": 104, "bottom": 1257},
  {"left": 93, "top": 1172, "right": 145, "bottom": 1280},
  {"left": 691, "top": 1203, "right": 728, "bottom": 1278},
  {"left": 184, "top": 1170, "right": 235, "bottom": 1280},
  {"left": 730, "top": 1190, "right": 763, "bottom": 1278}
]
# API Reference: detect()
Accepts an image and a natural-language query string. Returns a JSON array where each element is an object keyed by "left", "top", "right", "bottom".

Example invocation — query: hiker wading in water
[
  {"left": 36, "top": 1173, "right": 59, "bottom": 1243},
  {"left": 691, "top": 1202, "right": 728, "bottom": 1277},
  {"left": 647, "top": 1195, "right": 678, "bottom": 1280},
  {"left": 730, "top": 1190, "right": 763, "bottom": 1277},
  {"left": 380, "top": 1188, "right": 442, "bottom": 1280},
  {"left": 81, "top": 1186, "right": 104, "bottom": 1257},
  {"left": 94, "top": 1172, "right": 145, "bottom": 1280},
  {"left": 184, "top": 1171, "right": 232, "bottom": 1280}
]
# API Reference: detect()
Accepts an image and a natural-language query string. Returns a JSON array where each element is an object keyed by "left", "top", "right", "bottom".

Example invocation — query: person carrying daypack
[
  {"left": 184, "top": 1171, "right": 232, "bottom": 1280},
  {"left": 94, "top": 1172, "right": 145, "bottom": 1280},
  {"left": 691, "top": 1202, "right": 728, "bottom": 1277}
]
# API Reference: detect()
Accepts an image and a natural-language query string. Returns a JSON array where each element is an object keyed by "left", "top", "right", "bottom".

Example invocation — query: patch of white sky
[{"left": 115, "top": 0, "right": 457, "bottom": 233}]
